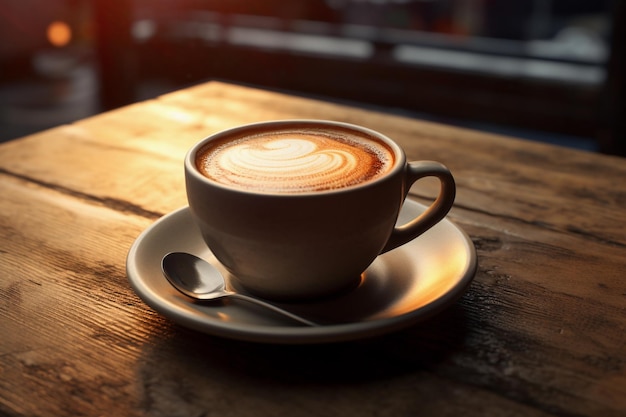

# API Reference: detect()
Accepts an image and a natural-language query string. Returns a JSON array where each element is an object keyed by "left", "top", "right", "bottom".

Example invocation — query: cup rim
[{"left": 185, "top": 119, "right": 407, "bottom": 196}]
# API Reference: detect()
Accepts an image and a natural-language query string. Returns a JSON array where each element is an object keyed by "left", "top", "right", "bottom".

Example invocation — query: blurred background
[{"left": 0, "top": 0, "right": 623, "bottom": 155}]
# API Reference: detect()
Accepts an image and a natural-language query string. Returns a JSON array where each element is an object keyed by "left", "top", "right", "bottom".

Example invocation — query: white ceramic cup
[{"left": 185, "top": 120, "right": 456, "bottom": 300}]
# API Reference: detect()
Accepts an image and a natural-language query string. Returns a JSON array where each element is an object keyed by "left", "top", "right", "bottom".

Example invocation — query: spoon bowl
[{"left": 161, "top": 252, "right": 317, "bottom": 326}]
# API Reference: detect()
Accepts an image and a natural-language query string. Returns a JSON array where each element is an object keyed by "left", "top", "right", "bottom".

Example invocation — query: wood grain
[{"left": 1, "top": 81, "right": 624, "bottom": 417}]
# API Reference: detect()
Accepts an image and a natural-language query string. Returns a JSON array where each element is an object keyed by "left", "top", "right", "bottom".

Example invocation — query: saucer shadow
[{"left": 137, "top": 301, "right": 470, "bottom": 387}]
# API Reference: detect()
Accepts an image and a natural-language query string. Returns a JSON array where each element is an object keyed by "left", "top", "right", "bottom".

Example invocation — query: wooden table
[{"left": 1, "top": 81, "right": 624, "bottom": 416}]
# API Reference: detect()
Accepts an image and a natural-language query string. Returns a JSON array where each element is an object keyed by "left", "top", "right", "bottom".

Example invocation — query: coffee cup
[{"left": 185, "top": 120, "right": 455, "bottom": 300}]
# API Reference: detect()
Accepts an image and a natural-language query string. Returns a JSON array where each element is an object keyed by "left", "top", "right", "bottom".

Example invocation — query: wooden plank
[
  {"left": 0, "top": 174, "right": 154, "bottom": 416},
  {"left": 0, "top": 123, "right": 187, "bottom": 218}
]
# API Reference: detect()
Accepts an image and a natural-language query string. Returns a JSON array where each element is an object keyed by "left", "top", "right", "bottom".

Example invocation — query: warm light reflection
[
  {"left": 162, "top": 107, "right": 196, "bottom": 123},
  {"left": 47, "top": 21, "right": 72, "bottom": 47},
  {"left": 217, "top": 312, "right": 231, "bottom": 322},
  {"left": 381, "top": 239, "right": 470, "bottom": 318}
]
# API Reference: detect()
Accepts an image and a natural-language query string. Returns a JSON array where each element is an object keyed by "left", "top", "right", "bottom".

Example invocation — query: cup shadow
[{"left": 226, "top": 244, "right": 430, "bottom": 324}]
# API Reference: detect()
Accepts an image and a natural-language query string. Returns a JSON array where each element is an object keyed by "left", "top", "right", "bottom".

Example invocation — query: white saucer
[{"left": 126, "top": 199, "right": 477, "bottom": 344}]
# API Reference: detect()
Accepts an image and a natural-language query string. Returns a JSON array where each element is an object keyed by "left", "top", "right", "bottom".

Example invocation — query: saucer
[{"left": 126, "top": 199, "right": 477, "bottom": 344}]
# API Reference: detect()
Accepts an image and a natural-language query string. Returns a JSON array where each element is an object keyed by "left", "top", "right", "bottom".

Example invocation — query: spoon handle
[{"left": 227, "top": 292, "right": 318, "bottom": 326}]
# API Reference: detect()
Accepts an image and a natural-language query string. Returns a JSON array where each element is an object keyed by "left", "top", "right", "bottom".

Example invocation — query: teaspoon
[{"left": 161, "top": 252, "right": 317, "bottom": 326}]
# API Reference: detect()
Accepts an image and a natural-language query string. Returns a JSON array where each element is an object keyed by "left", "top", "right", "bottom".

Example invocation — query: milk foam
[{"left": 197, "top": 130, "right": 394, "bottom": 193}]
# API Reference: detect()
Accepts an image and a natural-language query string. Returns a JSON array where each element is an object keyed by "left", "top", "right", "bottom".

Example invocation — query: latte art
[{"left": 197, "top": 130, "right": 394, "bottom": 193}]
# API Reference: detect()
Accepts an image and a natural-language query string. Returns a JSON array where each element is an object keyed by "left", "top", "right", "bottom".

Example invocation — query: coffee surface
[{"left": 196, "top": 128, "right": 395, "bottom": 193}]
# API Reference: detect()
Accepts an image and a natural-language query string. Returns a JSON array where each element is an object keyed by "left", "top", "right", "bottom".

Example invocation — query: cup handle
[{"left": 381, "top": 161, "right": 456, "bottom": 253}]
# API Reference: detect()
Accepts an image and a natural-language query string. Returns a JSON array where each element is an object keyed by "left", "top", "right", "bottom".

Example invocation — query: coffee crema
[{"left": 196, "top": 128, "right": 395, "bottom": 193}]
